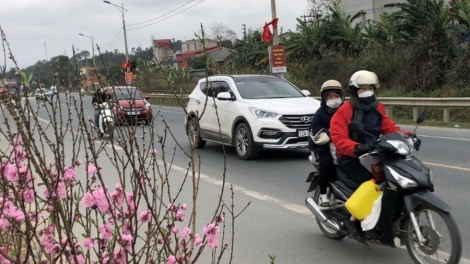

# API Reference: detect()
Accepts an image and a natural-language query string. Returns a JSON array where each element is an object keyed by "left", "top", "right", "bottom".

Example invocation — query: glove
[{"left": 353, "top": 144, "right": 372, "bottom": 156}]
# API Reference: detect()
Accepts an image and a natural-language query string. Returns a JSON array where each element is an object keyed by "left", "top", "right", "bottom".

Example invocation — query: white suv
[{"left": 185, "top": 74, "right": 320, "bottom": 160}]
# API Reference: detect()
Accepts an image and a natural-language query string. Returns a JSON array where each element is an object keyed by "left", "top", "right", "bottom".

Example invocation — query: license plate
[
  {"left": 127, "top": 111, "right": 140, "bottom": 115},
  {"left": 297, "top": 130, "right": 309, "bottom": 138}
]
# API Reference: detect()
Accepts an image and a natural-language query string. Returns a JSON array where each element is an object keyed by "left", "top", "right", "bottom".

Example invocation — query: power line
[
  {"left": 127, "top": 0, "right": 198, "bottom": 27},
  {"left": 102, "top": 29, "right": 123, "bottom": 50},
  {"left": 127, "top": 0, "right": 205, "bottom": 31},
  {"left": 103, "top": 31, "right": 124, "bottom": 50}
]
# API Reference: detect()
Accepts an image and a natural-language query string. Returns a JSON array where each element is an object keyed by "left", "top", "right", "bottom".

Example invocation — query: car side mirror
[
  {"left": 301, "top": 90, "right": 311, "bottom": 96},
  {"left": 217, "top": 92, "right": 234, "bottom": 101},
  {"left": 348, "top": 121, "right": 364, "bottom": 134}
]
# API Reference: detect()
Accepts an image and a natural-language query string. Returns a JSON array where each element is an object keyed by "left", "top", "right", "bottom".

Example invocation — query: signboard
[
  {"left": 269, "top": 45, "right": 287, "bottom": 73},
  {"left": 125, "top": 72, "right": 134, "bottom": 84}
]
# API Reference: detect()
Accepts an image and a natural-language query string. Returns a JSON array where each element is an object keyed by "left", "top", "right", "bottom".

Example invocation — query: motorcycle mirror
[{"left": 348, "top": 121, "right": 364, "bottom": 134}]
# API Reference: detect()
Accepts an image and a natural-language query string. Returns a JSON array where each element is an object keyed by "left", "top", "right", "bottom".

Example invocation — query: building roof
[
  {"left": 178, "top": 46, "right": 221, "bottom": 56},
  {"left": 153, "top": 39, "right": 172, "bottom": 48}
]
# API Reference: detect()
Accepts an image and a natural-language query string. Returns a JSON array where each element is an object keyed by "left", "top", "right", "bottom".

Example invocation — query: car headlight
[
  {"left": 248, "top": 107, "right": 278, "bottom": 118},
  {"left": 144, "top": 103, "right": 152, "bottom": 110},
  {"left": 386, "top": 140, "right": 410, "bottom": 155},
  {"left": 387, "top": 166, "right": 418, "bottom": 189}
]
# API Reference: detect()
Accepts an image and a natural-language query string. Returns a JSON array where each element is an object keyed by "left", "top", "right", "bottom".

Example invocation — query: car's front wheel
[
  {"left": 187, "top": 117, "right": 206, "bottom": 149},
  {"left": 234, "top": 123, "right": 258, "bottom": 160}
]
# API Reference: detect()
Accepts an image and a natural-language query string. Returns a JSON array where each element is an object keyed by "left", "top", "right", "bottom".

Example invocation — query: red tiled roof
[
  {"left": 153, "top": 39, "right": 172, "bottom": 48},
  {"left": 178, "top": 46, "right": 221, "bottom": 56}
]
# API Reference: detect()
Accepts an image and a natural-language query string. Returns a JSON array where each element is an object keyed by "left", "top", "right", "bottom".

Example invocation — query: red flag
[
  {"left": 269, "top": 18, "right": 279, "bottom": 29},
  {"left": 261, "top": 23, "right": 272, "bottom": 43}
]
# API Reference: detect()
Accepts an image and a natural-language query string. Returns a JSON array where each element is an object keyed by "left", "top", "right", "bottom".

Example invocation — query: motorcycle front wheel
[
  {"left": 403, "top": 206, "right": 462, "bottom": 264},
  {"left": 105, "top": 121, "right": 114, "bottom": 140},
  {"left": 313, "top": 187, "right": 346, "bottom": 240}
]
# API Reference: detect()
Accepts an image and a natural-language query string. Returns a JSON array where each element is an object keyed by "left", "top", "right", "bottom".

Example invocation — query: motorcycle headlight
[
  {"left": 387, "top": 166, "right": 418, "bottom": 189},
  {"left": 248, "top": 107, "right": 278, "bottom": 118},
  {"left": 144, "top": 103, "right": 152, "bottom": 110},
  {"left": 386, "top": 140, "right": 410, "bottom": 155}
]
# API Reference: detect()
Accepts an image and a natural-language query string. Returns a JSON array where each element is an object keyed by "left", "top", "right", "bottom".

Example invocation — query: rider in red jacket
[{"left": 330, "top": 70, "right": 412, "bottom": 247}]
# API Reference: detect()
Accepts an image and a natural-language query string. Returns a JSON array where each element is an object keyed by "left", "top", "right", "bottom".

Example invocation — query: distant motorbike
[
  {"left": 96, "top": 102, "right": 114, "bottom": 139},
  {"left": 305, "top": 111, "right": 462, "bottom": 264}
]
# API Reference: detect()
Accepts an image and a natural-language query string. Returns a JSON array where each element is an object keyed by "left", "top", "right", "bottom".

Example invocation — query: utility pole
[
  {"left": 300, "top": 15, "right": 315, "bottom": 23},
  {"left": 271, "top": 0, "right": 279, "bottom": 46},
  {"left": 242, "top": 24, "right": 246, "bottom": 41}
]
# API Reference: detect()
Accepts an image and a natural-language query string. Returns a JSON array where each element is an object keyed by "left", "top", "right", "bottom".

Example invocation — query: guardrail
[{"left": 144, "top": 94, "right": 470, "bottom": 123}]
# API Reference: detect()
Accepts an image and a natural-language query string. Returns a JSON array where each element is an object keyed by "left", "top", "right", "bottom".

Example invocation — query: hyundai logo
[{"left": 300, "top": 116, "right": 311, "bottom": 123}]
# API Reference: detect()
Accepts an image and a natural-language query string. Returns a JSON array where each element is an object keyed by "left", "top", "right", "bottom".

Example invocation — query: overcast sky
[{"left": 0, "top": 0, "right": 310, "bottom": 70}]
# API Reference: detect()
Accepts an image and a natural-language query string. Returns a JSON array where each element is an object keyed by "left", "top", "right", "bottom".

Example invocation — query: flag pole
[{"left": 271, "top": 0, "right": 279, "bottom": 46}]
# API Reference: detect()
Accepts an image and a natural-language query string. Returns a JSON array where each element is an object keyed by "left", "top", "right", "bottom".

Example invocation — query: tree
[{"left": 209, "top": 22, "right": 237, "bottom": 47}]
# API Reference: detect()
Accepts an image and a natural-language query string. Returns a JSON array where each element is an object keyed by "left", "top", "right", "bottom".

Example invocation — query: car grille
[
  {"left": 122, "top": 107, "right": 145, "bottom": 112},
  {"left": 279, "top": 114, "right": 315, "bottom": 129}
]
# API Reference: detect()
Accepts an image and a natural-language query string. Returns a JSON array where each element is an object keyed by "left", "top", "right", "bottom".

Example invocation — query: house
[
  {"left": 181, "top": 39, "right": 218, "bottom": 52},
  {"left": 152, "top": 39, "right": 175, "bottom": 66},
  {"left": 176, "top": 46, "right": 232, "bottom": 68}
]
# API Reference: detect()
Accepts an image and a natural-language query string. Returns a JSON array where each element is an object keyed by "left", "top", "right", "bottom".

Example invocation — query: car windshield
[
  {"left": 112, "top": 89, "right": 142, "bottom": 100},
  {"left": 233, "top": 76, "right": 305, "bottom": 99}
]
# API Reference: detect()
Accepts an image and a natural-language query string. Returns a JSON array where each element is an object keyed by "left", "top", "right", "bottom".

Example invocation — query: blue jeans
[{"left": 94, "top": 109, "right": 100, "bottom": 127}]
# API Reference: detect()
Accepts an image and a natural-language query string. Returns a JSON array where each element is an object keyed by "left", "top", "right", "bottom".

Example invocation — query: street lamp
[
  {"left": 103, "top": 0, "right": 129, "bottom": 70},
  {"left": 78, "top": 33, "right": 96, "bottom": 67}
]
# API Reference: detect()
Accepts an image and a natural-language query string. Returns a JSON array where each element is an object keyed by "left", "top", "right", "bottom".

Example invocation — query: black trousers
[
  {"left": 338, "top": 159, "right": 374, "bottom": 186},
  {"left": 317, "top": 152, "right": 335, "bottom": 194}
]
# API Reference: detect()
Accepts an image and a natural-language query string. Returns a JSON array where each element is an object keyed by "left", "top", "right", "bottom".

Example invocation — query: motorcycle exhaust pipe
[{"left": 305, "top": 197, "right": 341, "bottom": 232}]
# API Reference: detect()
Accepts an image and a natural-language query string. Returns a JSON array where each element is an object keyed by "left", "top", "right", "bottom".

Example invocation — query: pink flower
[
  {"left": 203, "top": 223, "right": 220, "bottom": 236},
  {"left": 75, "top": 160, "right": 83, "bottom": 166},
  {"left": 193, "top": 234, "right": 203, "bottom": 247},
  {"left": 81, "top": 192, "right": 95, "bottom": 208},
  {"left": 63, "top": 167, "right": 76, "bottom": 180},
  {"left": 216, "top": 215, "right": 225, "bottom": 223},
  {"left": 181, "top": 203, "right": 187, "bottom": 210},
  {"left": 57, "top": 182, "right": 66, "bottom": 199},
  {"left": 166, "top": 203, "right": 176, "bottom": 212},
  {"left": 113, "top": 248, "right": 126, "bottom": 264},
  {"left": 99, "top": 223, "right": 113, "bottom": 241},
  {"left": 69, "top": 254, "right": 85, "bottom": 264},
  {"left": 87, "top": 116, "right": 91, "bottom": 121},
  {"left": 6, "top": 205, "right": 25, "bottom": 222},
  {"left": 23, "top": 189, "right": 35, "bottom": 203},
  {"left": 139, "top": 210, "right": 151, "bottom": 223},
  {"left": 166, "top": 255, "right": 176, "bottom": 264},
  {"left": 86, "top": 164, "right": 97, "bottom": 174},
  {"left": 3, "top": 163, "right": 19, "bottom": 182},
  {"left": 207, "top": 235, "right": 218, "bottom": 249},
  {"left": 110, "top": 190, "right": 124, "bottom": 207},
  {"left": 172, "top": 227, "right": 179, "bottom": 234},
  {"left": 151, "top": 149, "right": 158, "bottom": 156},
  {"left": 119, "top": 233, "right": 133, "bottom": 251},
  {"left": 0, "top": 218, "right": 10, "bottom": 232},
  {"left": 93, "top": 187, "right": 109, "bottom": 213},
  {"left": 175, "top": 209, "right": 184, "bottom": 221},
  {"left": 181, "top": 227, "right": 190, "bottom": 239},
  {"left": 84, "top": 237, "right": 94, "bottom": 249}
]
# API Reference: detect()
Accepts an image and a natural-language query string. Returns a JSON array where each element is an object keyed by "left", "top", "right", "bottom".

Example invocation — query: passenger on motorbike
[
  {"left": 92, "top": 88, "right": 111, "bottom": 129},
  {"left": 308, "top": 80, "right": 345, "bottom": 210},
  {"left": 330, "top": 70, "right": 412, "bottom": 246}
]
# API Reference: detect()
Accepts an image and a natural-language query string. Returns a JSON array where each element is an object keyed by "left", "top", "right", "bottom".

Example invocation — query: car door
[
  {"left": 213, "top": 81, "right": 237, "bottom": 141},
  {"left": 197, "top": 81, "right": 218, "bottom": 134}
]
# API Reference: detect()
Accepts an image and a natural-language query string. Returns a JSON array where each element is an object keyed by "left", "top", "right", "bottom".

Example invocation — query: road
[{"left": 6, "top": 93, "right": 470, "bottom": 263}]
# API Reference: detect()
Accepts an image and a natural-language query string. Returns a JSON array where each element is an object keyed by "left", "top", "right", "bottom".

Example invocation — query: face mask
[
  {"left": 358, "top": 91, "right": 374, "bottom": 98},
  {"left": 326, "top": 98, "right": 343, "bottom": 109}
]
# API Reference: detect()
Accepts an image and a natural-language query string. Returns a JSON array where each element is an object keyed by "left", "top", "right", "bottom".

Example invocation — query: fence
[{"left": 144, "top": 94, "right": 470, "bottom": 123}]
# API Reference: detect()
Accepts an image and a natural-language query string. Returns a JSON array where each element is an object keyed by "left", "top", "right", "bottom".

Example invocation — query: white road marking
[{"left": 419, "top": 134, "right": 470, "bottom": 141}]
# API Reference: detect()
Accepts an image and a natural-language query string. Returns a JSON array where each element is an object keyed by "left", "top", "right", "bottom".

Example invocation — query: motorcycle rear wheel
[
  {"left": 313, "top": 187, "right": 346, "bottom": 240},
  {"left": 404, "top": 206, "right": 462, "bottom": 264}
]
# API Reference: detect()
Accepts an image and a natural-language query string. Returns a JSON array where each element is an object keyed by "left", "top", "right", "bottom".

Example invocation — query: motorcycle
[
  {"left": 305, "top": 111, "right": 462, "bottom": 264},
  {"left": 95, "top": 102, "right": 114, "bottom": 140}
]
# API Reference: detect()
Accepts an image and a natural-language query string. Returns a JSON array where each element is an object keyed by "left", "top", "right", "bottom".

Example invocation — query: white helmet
[{"left": 349, "top": 70, "right": 380, "bottom": 89}]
